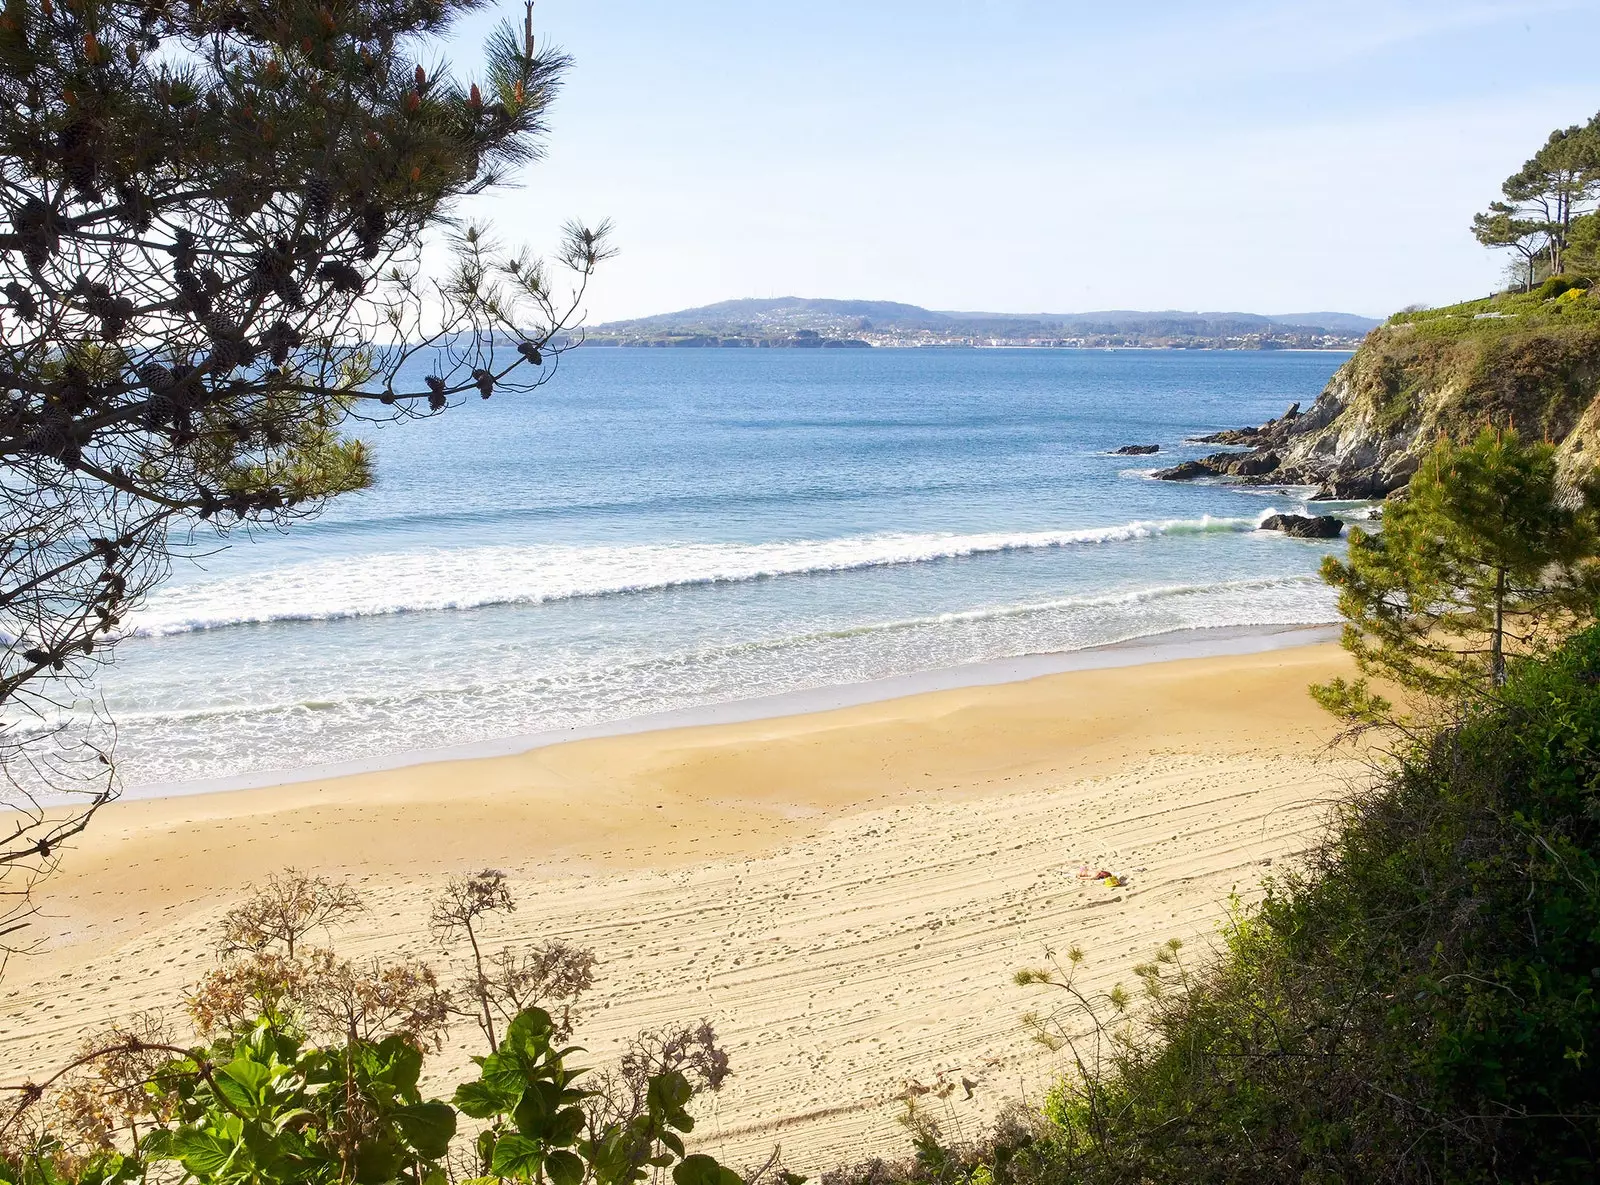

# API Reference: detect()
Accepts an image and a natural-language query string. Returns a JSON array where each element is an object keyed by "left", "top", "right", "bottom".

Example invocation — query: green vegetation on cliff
[
  {"left": 1156, "top": 283, "right": 1600, "bottom": 500},
  {"left": 1367, "top": 288, "right": 1600, "bottom": 439}
]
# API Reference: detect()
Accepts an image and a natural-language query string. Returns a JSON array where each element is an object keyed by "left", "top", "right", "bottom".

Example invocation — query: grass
[{"left": 1326, "top": 290, "right": 1600, "bottom": 444}]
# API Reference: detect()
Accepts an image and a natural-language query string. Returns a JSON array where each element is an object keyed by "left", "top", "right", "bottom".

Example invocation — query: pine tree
[
  {"left": 1314, "top": 428, "right": 1600, "bottom": 728},
  {"left": 0, "top": 0, "right": 610, "bottom": 942},
  {"left": 1473, "top": 114, "right": 1600, "bottom": 280}
]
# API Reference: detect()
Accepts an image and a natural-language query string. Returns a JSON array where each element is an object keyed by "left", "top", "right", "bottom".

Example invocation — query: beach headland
[{"left": 0, "top": 632, "right": 1358, "bottom": 1170}]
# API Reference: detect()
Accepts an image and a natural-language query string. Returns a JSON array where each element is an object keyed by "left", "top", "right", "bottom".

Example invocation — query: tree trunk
[{"left": 1492, "top": 567, "right": 1507, "bottom": 687}]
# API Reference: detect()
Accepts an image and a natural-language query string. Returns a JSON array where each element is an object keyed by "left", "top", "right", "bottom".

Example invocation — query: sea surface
[{"left": 100, "top": 347, "right": 1357, "bottom": 790}]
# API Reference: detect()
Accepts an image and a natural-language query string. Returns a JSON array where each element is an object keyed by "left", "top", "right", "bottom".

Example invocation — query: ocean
[{"left": 102, "top": 347, "right": 1354, "bottom": 790}]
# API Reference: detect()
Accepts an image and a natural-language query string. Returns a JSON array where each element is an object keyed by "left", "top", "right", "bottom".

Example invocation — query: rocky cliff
[{"left": 1155, "top": 292, "right": 1600, "bottom": 501}]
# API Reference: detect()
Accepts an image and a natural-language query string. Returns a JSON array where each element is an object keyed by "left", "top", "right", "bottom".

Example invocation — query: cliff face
[{"left": 1157, "top": 298, "right": 1600, "bottom": 501}]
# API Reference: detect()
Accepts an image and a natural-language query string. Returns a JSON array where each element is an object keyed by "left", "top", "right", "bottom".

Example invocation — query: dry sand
[{"left": 0, "top": 642, "right": 1361, "bottom": 1171}]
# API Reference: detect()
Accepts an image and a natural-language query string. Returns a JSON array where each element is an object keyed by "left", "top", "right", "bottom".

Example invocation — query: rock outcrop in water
[
  {"left": 1259, "top": 513, "right": 1344, "bottom": 539},
  {"left": 1113, "top": 444, "right": 1160, "bottom": 455},
  {"left": 1154, "top": 299, "right": 1600, "bottom": 501}
]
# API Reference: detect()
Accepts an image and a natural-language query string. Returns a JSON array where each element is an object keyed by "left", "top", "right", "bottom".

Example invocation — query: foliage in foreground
[
  {"left": 0, "top": 869, "right": 768, "bottom": 1185},
  {"left": 0, "top": 1007, "right": 738, "bottom": 1185},
  {"left": 827, "top": 627, "right": 1600, "bottom": 1184},
  {"left": 0, "top": 0, "right": 609, "bottom": 957}
]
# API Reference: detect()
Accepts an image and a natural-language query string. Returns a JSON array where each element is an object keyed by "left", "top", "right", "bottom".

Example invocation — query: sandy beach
[{"left": 0, "top": 640, "right": 1360, "bottom": 1171}]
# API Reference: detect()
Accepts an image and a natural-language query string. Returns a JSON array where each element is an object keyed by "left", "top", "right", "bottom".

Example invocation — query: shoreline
[
  {"left": 127, "top": 621, "right": 1340, "bottom": 801},
  {"left": 7, "top": 638, "right": 1360, "bottom": 1169}
]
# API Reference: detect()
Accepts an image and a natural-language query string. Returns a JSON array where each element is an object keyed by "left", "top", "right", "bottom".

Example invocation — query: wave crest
[{"left": 132, "top": 515, "right": 1272, "bottom": 637}]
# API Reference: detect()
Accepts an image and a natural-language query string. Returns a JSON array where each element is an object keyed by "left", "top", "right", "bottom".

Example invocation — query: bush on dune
[{"left": 825, "top": 627, "right": 1600, "bottom": 1185}]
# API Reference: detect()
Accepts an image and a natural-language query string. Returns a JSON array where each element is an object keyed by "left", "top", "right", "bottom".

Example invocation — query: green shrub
[
  {"left": 839, "top": 628, "right": 1600, "bottom": 1184},
  {"left": 1538, "top": 274, "right": 1592, "bottom": 299},
  {"left": 0, "top": 1007, "right": 749, "bottom": 1185}
]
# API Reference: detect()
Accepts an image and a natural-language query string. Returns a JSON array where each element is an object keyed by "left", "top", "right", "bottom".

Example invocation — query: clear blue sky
[{"left": 446, "top": 1, "right": 1600, "bottom": 322}]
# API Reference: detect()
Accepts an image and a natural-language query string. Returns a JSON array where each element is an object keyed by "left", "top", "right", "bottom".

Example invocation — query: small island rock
[
  {"left": 1259, "top": 513, "right": 1344, "bottom": 539},
  {"left": 1113, "top": 444, "right": 1160, "bottom": 455}
]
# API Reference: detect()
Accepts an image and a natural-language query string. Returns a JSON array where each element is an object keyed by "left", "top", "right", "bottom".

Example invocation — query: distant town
[{"left": 584, "top": 297, "right": 1378, "bottom": 351}]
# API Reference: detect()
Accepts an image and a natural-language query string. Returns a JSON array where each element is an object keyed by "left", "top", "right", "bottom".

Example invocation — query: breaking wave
[{"left": 131, "top": 514, "right": 1277, "bottom": 637}]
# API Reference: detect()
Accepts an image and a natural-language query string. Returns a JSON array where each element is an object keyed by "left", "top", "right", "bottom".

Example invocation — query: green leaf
[
  {"left": 271, "top": 1108, "right": 317, "bottom": 1136},
  {"left": 548, "top": 1106, "right": 586, "bottom": 1147},
  {"left": 71, "top": 1153, "right": 137, "bottom": 1185},
  {"left": 648, "top": 1072, "right": 692, "bottom": 1114},
  {"left": 490, "top": 1133, "right": 545, "bottom": 1180},
  {"left": 453, "top": 1078, "right": 519, "bottom": 1119},
  {"left": 355, "top": 1136, "right": 405, "bottom": 1184},
  {"left": 503, "top": 1008, "right": 555, "bottom": 1054},
  {"left": 513, "top": 1080, "right": 563, "bottom": 1137},
  {"left": 545, "top": 1149, "right": 585, "bottom": 1185},
  {"left": 371, "top": 1036, "right": 425, "bottom": 1093},
  {"left": 218, "top": 1058, "right": 273, "bottom": 1099},
  {"left": 163, "top": 1129, "right": 241, "bottom": 1178},
  {"left": 395, "top": 1102, "right": 457, "bottom": 1159},
  {"left": 137, "top": 1131, "right": 174, "bottom": 1160},
  {"left": 477, "top": 1049, "right": 534, "bottom": 1099},
  {"left": 673, "top": 1154, "right": 742, "bottom": 1185}
]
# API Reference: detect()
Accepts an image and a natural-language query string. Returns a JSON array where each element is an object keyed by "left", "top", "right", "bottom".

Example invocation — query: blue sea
[{"left": 104, "top": 348, "right": 1354, "bottom": 789}]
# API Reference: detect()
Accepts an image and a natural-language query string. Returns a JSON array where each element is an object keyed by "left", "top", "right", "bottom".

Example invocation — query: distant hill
[
  {"left": 605, "top": 298, "right": 952, "bottom": 330},
  {"left": 591, "top": 298, "right": 1380, "bottom": 349}
]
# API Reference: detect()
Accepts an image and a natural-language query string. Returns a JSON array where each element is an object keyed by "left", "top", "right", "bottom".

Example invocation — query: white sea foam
[{"left": 131, "top": 515, "right": 1275, "bottom": 637}]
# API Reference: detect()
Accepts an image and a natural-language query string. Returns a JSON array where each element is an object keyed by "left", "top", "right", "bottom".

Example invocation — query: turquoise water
[{"left": 105, "top": 348, "right": 1353, "bottom": 788}]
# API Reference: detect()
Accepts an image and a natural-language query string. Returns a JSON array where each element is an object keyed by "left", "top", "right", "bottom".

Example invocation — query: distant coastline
[
  {"left": 581, "top": 338, "right": 1361, "bottom": 352},
  {"left": 587, "top": 296, "right": 1378, "bottom": 351}
]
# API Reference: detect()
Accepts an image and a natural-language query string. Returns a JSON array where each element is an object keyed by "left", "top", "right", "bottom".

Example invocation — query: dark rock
[
  {"left": 1193, "top": 403, "right": 1299, "bottom": 446},
  {"left": 1191, "top": 426, "right": 1266, "bottom": 446},
  {"left": 1308, "top": 471, "right": 1396, "bottom": 500},
  {"left": 1226, "top": 451, "right": 1280, "bottom": 477},
  {"left": 1259, "top": 513, "right": 1344, "bottom": 539},
  {"left": 1113, "top": 444, "right": 1161, "bottom": 455},
  {"left": 1154, "top": 448, "right": 1282, "bottom": 482},
  {"left": 1152, "top": 459, "right": 1219, "bottom": 481}
]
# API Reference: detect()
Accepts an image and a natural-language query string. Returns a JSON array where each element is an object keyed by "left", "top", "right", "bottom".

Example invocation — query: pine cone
[
  {"left": 100, "top": 297, "right": 134, "bottom": 340},
  {"left": 276, "top": 277, "right": 306, "bottom": 309},
  {"left": 13, "top": 198, "right": 57, "bottom": 271},
  {"left": 137, "top": 361, "right": 175, "bottom": 393},
  {"left": 314, "top": 261, "right": 364, "bottom": 294},
  {"left": 357, "top": 202, "right": 387, "bottom": 259},
  {"left": 4, "top": 282, "right": 37, "bottom": 322},
  {"left": 264, "top": 320, "right": 302, "bottom": 366},
  {"left": 114, "top": 183, "right": 154, "bottom": 233},
  {"left": 306, "top": 175, "right": 333, "bottom": 221},
  {"left": 27, "top": 414, "right": 79, "bottom": 467},
  {"left": 170, "top": 228, "right": 198, "bottom": 271}
]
